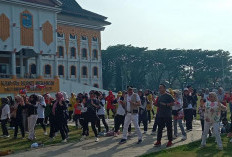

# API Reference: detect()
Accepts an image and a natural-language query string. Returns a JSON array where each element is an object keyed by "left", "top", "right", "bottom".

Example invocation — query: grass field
[
  {"left": 0, "top": 125, "right": 94, "bottom": 153},
  {"left": 141, "top": 135, "right": 232, "bottom": 157}
]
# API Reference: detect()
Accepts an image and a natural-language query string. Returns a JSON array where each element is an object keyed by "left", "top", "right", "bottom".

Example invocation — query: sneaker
[
  {"left": 154, "top": 141, "right": 161, "bottom": 147},
  {"left": 61, "top": 139, "right": 67, "bottom": 143},
  {"left": 181, "top": 135, "right": 187, "bottom": 141},
  {"left": 119, "top": 139, "right": 127, "bottom": 144},
  {"left": 166, "top": 141, "right": 172, "bottom": 147},
  {"left": 95, "top": 138, "right": 99, "bottom": 142},
  {"left": 151, "top": 131, "right": 156, "bottom": 135},
  {"left": 44, "top": 132, "right": 48, "bottom": 136},
  {"left": 114, "top": 132, "right": 118, "bottom": 137},
  {"left": 4, "top": 135, "right": 10, "bottom": 138},
  {"left": 230, "top": 139, "right": 232, "bottom": 143},
  {"left": 173, "top": 135, "right": 178, "bottom": 139},
  {"left": 137, "top": 139, "right": 142, "bottom": 144},
  {"left": 80, "top": 135, "right": 86, "bottom": 141}
]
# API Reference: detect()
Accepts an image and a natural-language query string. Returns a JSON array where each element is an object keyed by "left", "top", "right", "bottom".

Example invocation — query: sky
[{"left": 78, "top": 0, "right": 232, "bottom": 52}]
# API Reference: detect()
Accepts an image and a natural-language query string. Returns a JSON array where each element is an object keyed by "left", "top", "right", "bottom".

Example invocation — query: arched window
[
  {"left": 81, "top": 36, "right": 87, "bottom": 40},
  {"left": 70, "top": 47, "right": 76, "bottom": 58},
  {"left": 30, "top": 64, "right": 36, "bottom": 74},
  {"left": 82, "top": 48, "right": 87, "bottom": 59},
  {"left": 92, "top": 37, "right": 98, "bottom": 42},
  {"left": 58, "top": 65, "right": 64, "bottom": 76},
  {"left": 71, "top": 66, "right": 76, "bottom": 76},
  {"left": 45, "top": 64, "right": 51, "bottom": 75},
  {"left": 93, "top": 67, "right": 98, "bottom": 77},
  {"left": 93, "top": 84, "right": 99, "bottom": 88},
  {"left": 58, "top": 46, "right": 64, "bottom": 57},
  {"left": 93, "top": 49, "right": 98, "bottom": 59},
  {"left": 82, "top": 66, "right": 87, "bottom": 77}
]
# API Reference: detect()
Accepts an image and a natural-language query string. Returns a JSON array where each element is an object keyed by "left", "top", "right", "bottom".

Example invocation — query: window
[
  {"left": 82, "top": 48, "right": 87, "bottom": 59},
  {"left": 0, "top": 65, "right": 7, "bottom": 74},
  {"left": 93, "top": 67, "right": 98, "bottom": 77},
  {"left": 93, "top": 84, "right": 99, "bottom": 88},
  {"left": 45, "top": 65, "right": 51, "bottom": 75},
  {"left": 58, "top": 46, "right": 64, "bottom": 57},
  {"left": 81, "top": 36, "right": 87, "bottom": 40},
  {"left": 82, "top": 66, "right": 87, "bottom": 77},
  {"left": 71, "top": 66, "right": 76, "bottom": 76},
  {"left": 70, "top": 34, "right": 76, "bottom": 39},
  {"left": 30, "top": 64, "right": 36, "bottom": 74},
  {"left": 92, "top": 37, "right": 98, "bottom": 42},
  {"left": 58, "top": 65, "right": 64, "bottom": 76},
  {"left": 93, "top": 49, "right": 98, "bottom": 59},
  {"left": 16, "top": 67, "right": 20, "bottom": 74},
  {"left": 70, "top": 47, "right": 76, "bottom": 58},
  {"left": 57, "top": 32, "right": 64, "bottom": 38}
]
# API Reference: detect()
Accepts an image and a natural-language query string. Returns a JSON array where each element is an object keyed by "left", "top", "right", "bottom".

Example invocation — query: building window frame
[
  {"left": 58, "top": 65, "right": 64, "bottom": 76},
  {"left": 93, "top": 66, "right": 98, "bottom": 78},
  {"left": 70, "top": 65, "right": 76, "bottom": 77},
  {"left": 70, "top": 34, "right": 76, "bottom": 40},
  {"left": 82, "top": 48, "right": 87, "bottom": 59},
  {"left": 57, "top": 32, "right": 64, "bottom": 38},
  {"left": 58, "top": 46, "right": 64, "bottom": 58},
  {"left": 92, "top": 49, "right": 98, "bottom": 60},
  {"left": 70, "top": 47, "right": 76, "bottom": 58},
  {"left": 44, "top": 64, "right": 52, "bottom": 75},
  {"left": 82, "top": 66, "right": 88, "bottom": 78}
]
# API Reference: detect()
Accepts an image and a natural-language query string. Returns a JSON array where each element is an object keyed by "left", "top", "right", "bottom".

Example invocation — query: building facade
[{"left": 0, "top": 0, "right": 110, "bottom": 95}]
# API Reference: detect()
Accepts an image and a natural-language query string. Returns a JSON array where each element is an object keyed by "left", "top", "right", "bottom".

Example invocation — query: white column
[
  {"left": 36, "top": 54, "right": 43, "bottom": 78},
  {"left": 20, "top": 52, "right": 24, "bottom": 78},
  {"left": 11, "top": 52, "right": 16, "bottom": 79},
  {"left": 54, "top": 55, "right": 58, "bottom": 78}
]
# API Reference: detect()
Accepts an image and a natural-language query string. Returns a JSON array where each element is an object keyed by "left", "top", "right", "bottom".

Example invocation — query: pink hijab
[{"left": 52, "top": 92, "right": 64, "bottom": 115}]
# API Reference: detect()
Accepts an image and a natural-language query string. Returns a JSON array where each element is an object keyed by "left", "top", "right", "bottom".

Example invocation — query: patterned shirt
[{"left": 204, "top": 101, "right": 225, "bottom": 123}]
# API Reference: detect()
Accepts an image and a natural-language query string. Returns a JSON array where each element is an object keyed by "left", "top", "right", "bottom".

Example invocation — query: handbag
[{"left": 172, "top": 108, "right": 182, "bottom": 116}]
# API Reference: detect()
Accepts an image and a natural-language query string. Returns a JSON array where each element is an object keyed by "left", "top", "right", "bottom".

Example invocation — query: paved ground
[{"left": 9, "top": 120, "right": 202, "bottom": 157}]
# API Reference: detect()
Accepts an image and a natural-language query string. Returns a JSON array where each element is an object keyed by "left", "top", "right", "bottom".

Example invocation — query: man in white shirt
[
  {"left": 119, "top": 86, "right": 142, "bottom": 144},
  {"left": 0, "top": 98, "right": 10, "bottom": 137}
]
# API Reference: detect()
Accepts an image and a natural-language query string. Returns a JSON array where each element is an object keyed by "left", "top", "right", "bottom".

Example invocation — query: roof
[
  {"left": 58, "top": 0, "right": 110, "bottom": 25},
  {"left": 19, "top": 0, "right": 61, "bottom": 7}
]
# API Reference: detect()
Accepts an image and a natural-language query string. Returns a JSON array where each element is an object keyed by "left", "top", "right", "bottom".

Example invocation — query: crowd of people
[{"left": 0, "top": 84, "right": 232, "bottom": 150}]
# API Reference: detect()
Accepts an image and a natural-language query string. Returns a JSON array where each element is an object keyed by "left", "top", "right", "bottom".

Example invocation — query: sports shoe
[
  {"left": 230, "top": 139, "right": 232, "bottom": 143},
  {"left": 181, "top": 135, "right": 187, "bottom": 141},
  {"left": 44, "top": 132, "right": 48, "bottom": 136},
  {"left": 61, "top": 139, "right": 67, "bottom": 143},
  {"left": 80, "top": 135, "right": 86, "bottom": 141},
  {"left": 4, "top": 135, "right": 10, "bottom": 138},
  {"left": 166, "top": 141, "right": 172, "bottom": 147},
  {"left": 137, "top": 139, "right": 142, "bottom": 144},
  {"left": 151, "top": 131, "right": 156, "bottom": 135},
  {"left": 114, "top": 132, "right": 118, "bottom": 137},
  {"left": 95, "top": 138, "right": 99, "bottom": 142},
  {"left": 154, "top": 141, "right": 161, "bottom": 147},
  {"left": 119, "top": 139, "right": 127, "bottom": 144},
  {"left": 173, "top": 135, "right": 177, "bottom": 139}
]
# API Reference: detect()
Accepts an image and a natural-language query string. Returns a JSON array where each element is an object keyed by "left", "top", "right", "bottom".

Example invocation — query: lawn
[
  {"left": 141, "top": 135, "right": 232, "bottom": 157},
  {"left": 0, "top": 125, "right": 94, "bottom": 153}
]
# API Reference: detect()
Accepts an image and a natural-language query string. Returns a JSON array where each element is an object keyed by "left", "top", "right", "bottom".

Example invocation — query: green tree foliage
[{"left": 102, "top": 45, "right": 232, "bottom": 91}]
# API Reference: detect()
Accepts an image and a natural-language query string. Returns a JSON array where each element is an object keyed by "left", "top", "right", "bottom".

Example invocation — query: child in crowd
[{"left": 200, "top": 92, "right": 227, "bottom": 150}]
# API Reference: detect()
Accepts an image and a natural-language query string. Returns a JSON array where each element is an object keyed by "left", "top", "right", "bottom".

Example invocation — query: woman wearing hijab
[{"left": 50, "top": 92, "right": 69, "bottom": 142}]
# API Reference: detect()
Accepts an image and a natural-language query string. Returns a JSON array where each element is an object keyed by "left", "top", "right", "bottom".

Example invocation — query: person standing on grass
[
  {"left": 172, "top": 90, "right": 187, "bottom": 141},
  {"left": 106, "top": 91, "right": 115, "bottom": 119},
  {"left": 119, "top": 86, "right": 142, "bottom": 144},
  {"left": 183, "top": 88, "right": 194, "bottom": 131},
  {"left": 36, "top": 95, "right": 47, "bottom": 135},
  {"left": 154, "top": 84, "right": 174, "bottom": 147},
  {"left": 73, "top": 98, "right": 82, "bottom": 129},
  {"left": 200, "top": 92, "right": 227, "bottom": 150},
  {"left": 69, "top": 93, "right": 76, "bottom": 121},
  {"left": 13, "top": 95, "right": 25, "bottom": 139},
  {"left": 26, "top": 94, "right": 39, "bottom": 141},
  {"left": 138, "top": 89, "right": 148, "bottom": 134},
  {"left": 0, "top": 98, "right": 10, "bottom": 138}
]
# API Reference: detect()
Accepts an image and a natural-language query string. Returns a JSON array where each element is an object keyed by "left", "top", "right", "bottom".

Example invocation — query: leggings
[
  {"left": 114, "top": 115, "right": 131, "bottom": 133},
  {"left": 14, "top": 120, "right": 25, "bottom": 138},
  {"left": 37, "top": 118, "right": 46, "bottom": 132},
  {"left": 83, "top": 117, "right": 98, "bottom": 137},
  {"left": 96, "top": 115, "right": 109, "bottom": 132}
]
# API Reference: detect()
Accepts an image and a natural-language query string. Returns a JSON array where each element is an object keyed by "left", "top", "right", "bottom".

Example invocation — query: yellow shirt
[{"left": 69, "top": 96, "right": 76, "bottom": 111}]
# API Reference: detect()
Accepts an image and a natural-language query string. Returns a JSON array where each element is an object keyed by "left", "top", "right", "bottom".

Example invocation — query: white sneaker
[
  {"left": 182, "top": 135, "right": 187, "bottom": 141},
  {"left": 230, "top": 139, "right": 232, "bottom": 143},
  {"left": 61, "top": 139, "right": 67, "bottom": 143},
  {"left": 80, "top": 135, "right": 86, "bottom": 141},
  {"left": 95, "top": 138, "right": 99, "bottom": 142},
  {"left": 44, "top": 132, "right": 48, "bottom": 136}
]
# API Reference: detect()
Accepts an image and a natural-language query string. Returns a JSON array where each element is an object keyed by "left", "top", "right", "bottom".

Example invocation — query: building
[{"left": 0, "top": 0, "right": 110, "bottom": 96}]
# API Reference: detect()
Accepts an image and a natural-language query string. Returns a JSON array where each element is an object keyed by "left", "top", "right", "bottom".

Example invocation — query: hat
[
  {"left": 184, "top": 88, "right": 189, "bottom": 91},
  {"left": 127, "top": 86, "right": 135, "bottom": 90}
]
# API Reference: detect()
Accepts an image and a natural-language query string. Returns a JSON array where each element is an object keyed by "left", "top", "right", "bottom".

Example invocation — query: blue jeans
[{"left": 174, "top": 119, "right": 186, "bottom": 136}]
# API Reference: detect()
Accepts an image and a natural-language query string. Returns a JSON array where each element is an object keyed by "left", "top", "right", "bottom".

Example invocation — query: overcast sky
[{"left": 78, "top": 0, "right": 232, "bottom": 52}]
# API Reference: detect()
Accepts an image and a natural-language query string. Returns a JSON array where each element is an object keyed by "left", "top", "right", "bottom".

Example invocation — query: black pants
[
  {"left": 184, "top": 109, "right": 193, "bottom": 130},
  {"left": 49, "top": 115, "right": 58, "bottom": 138},
  {"left": 14, "top": 120, "right": 25, "bottom": 138},
  {"left": 73, "top": 114, "right": 81, "bottom": 127},
  {"left": 114, "top": 115, "right": 131, "bottom": 133},
  {"left": 10, "top": 117, "right": 16, "bottom": 127},
  {"left": 147, "top": 110, "right": 152, "bottom": 123},
  {"left": 229, "top": 115, "right": 232, "bottom": 133},
  {"left": 139, "top": 109, "right": 148, "bottom": 131},
  {"left": 107, "top": 109, "right": 116, "bottom": 118},
  {"left": 68, "top": 111, "right": 73, "bottom": 121},
  {"left": 1, "top": 119, "right": 8, "bottom": 136},
  {"left": 44, "top": 116, "right": 49, "bottom": 125},
  {"left": 37, "top": 118, "right": 46, "bottom": 132},
  {"left": 152, "top": 115, "right": 159, "bottom": 132},
  {"left": 157, "top": 117, "right": 172, "bottom": 142},
  {"left": 220, "top": 111, "right": 227, "bottom": 122},
  {"left": 96, "top": 115, "right": 109, "bottom": 132},
  {"left": 83, "top": 117, "right": 98, "bottom": 137}
]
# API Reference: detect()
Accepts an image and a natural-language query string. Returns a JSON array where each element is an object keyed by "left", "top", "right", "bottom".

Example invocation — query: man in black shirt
[{"left": 154, "top": 84, "right": 174, "bottom": 147}]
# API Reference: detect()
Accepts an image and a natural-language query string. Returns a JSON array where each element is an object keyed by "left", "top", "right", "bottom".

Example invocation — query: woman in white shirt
[{"left": 0, "top": 98, "right": 10, "bottom": 137}]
